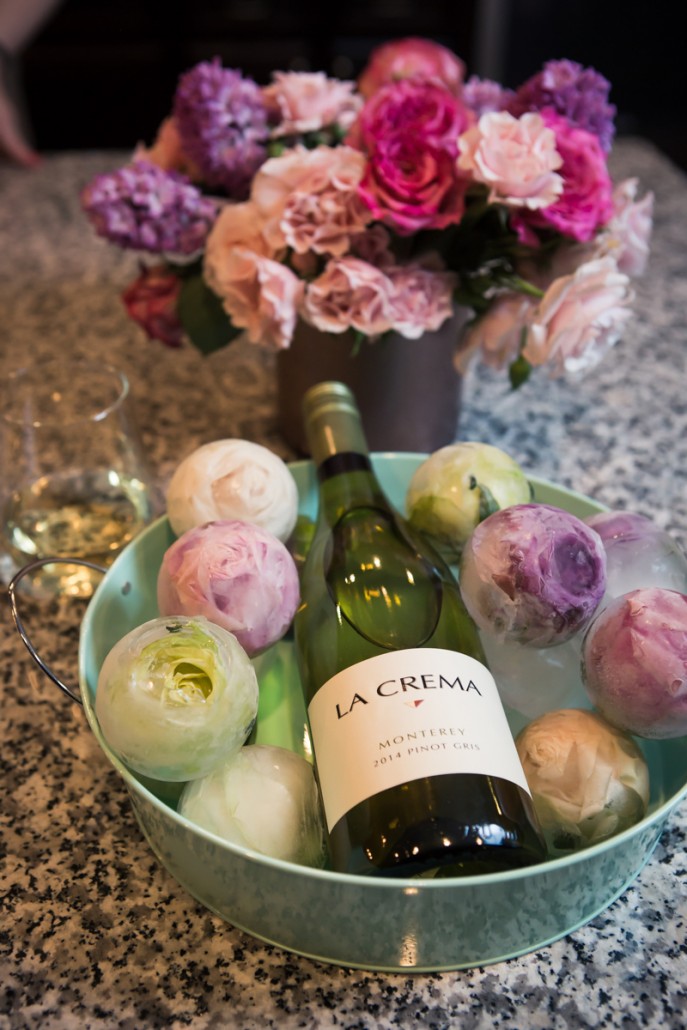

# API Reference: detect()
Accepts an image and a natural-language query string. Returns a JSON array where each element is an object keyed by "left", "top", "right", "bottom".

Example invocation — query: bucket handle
[{"left": 8, "top": 557, "right": 107, "bottom": 706}]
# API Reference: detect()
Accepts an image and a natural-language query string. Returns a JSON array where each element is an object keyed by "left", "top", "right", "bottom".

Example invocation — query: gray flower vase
[{"left": 277, "top": 307, "right": 469, "bottom": 455}]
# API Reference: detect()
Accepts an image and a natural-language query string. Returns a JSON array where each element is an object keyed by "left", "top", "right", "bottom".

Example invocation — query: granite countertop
[{"left": 1, "top": 139, "right": 686, "bottom": 1029}]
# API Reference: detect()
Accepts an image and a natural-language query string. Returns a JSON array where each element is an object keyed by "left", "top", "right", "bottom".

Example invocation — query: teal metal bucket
[{"left": 71, "top": 456, "right": 687, "bottom": 972}]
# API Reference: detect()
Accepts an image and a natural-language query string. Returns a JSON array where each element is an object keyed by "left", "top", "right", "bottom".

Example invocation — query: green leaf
[
  {"left": 177, "top": 272, "right": 242, "bottom": 355},
  {"left": 468, "top": 476, "right": 501, "bottom": 522},
  {"left": 509, "top": 352, "right": 533, "bottom": 389}
]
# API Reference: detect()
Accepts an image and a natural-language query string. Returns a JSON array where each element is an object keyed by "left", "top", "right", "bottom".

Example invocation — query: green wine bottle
[{"left": 294, "top": 382, "right": 546, "bottom": 879}]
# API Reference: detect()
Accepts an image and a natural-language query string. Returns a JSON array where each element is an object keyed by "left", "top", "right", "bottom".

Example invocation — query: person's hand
[{"left": 0, "top": 75, "right": 39, "bottom": 166}]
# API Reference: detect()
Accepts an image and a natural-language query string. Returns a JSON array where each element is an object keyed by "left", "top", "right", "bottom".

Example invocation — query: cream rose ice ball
[
  {"left": 157, "top": 519, "right": 300, "bottom": 656},
  {"left": 166, "top": 438, "right": 299, "bottom": 542}
]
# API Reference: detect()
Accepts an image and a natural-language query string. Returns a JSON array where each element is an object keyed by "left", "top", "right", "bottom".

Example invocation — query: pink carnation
[
  {"left": 359, "top": 134, "right": 466, "bottom": 235},
  {"left": 263, "top": 71, "right": 363, "bottom": 136},
  {"left": 386, "top": 265, "right": 457, "bottom": 339},
  {"left": 357, "top": 37, "right": 465, "bottom": 97},
  {"left": 522, "top": 257, "right": 634, "bottom": 375},
  {"left": 251, "top": 145, "right": 371, "bottom": 256},
  {"left": 521, "top": 110, "right": 614, "bottom": 242},
  {"left": 349, "top": 224, "right": 395, "bottom": 268},
  {"left": 457, "top": 111, "right": 563, "bottom": 209},
  {"left": 596, "top": 177, "right": 654, "bottom": 277},
  {"left": 349, "top": 77, "right": 472, "bottom": 156},
  {"left": 301, "top": 257, "right": 395, "bottom": 336},
  {"left": 211, "top": 246, "right": 303, "bottom": 350}
]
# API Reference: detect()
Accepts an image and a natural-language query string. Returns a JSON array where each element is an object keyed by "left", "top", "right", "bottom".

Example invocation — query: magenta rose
[
  {"left": 518, "top": 110, "right": 614, "bottom": 243},
  {"left": 348, "top": 77, "right": 472, "bottom": 157},
  {"left": 357, "top": 37, "right": 465, "bottom": 98},
  {"left": 359, "top": 134, "right": 466, "bottom": 235},
  {"left": 121, "top": 265, "right": 184, "bottom": 348}
]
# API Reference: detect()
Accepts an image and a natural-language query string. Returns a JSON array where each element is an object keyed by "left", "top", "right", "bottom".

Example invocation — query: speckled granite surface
[{"left": 1, "top": 140, "right": 686, "bottom": 1029}]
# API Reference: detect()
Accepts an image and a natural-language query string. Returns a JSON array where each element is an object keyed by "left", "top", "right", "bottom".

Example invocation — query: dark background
[{"left": 18, "top": 0, "right": 687, "bottom": 171}]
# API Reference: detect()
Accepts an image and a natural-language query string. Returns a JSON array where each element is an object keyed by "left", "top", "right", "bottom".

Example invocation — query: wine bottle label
[{"left": 307, "top": 647, "right": 530, "bottom": 833}]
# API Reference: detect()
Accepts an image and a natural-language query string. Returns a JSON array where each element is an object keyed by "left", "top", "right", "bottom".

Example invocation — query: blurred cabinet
[{"left": 22, "top": 0, "right": 478, "bottom": 150}]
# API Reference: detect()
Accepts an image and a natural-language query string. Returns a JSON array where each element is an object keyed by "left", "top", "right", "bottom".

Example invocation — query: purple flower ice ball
[
  {"left": 459, "top": 503, "right": 607, "bottom": 647},
  {"left": 157, "top": 519, "right": 300, "bottom": 656},
  {"left": 581, "top": 586, "right": 687, "bottom": 739},
  {"left": 585, "top": 510, "right": 687, "bottom": 606}
]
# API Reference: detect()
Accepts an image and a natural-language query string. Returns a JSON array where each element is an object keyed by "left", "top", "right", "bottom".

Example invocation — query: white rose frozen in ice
[
  {"left": 179, "top": 744, "right": 326, "bottom": 867},
  {"left": 516, "top": 708, "right": 649, "bottom": 854},
  {"left": 166, "top": 439, "right": 299, "bottom": 542},
  {"left": 95, "top": 616, "right": 259, "bottom": 782}
]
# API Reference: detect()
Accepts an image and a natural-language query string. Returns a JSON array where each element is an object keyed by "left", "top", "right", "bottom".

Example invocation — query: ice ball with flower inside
[
  {"left": 459, "top": 503, "right": 607, "bottom": 647},
  {"left": 405, "top": 441, "right": 532, "bottom": 562},
  {"left": 581, "top": 586, "right": 687, "bottom": 739},
  {"left": 584, "top": 510, "right": 687, "bottom": 609},
  {"left": 178, "top": 744, "right": 326, "bottom": 868},
  {"left": 515, "top": 708, "right": 649, "bottom": 854},
  {"left": 157, "top": 519, "right": 300, "bottom": 656},
  {"left": 95, "top": 615, "right": 259, "bottom": 782},
  {"left": 166, "top": 438, "right": 299, "bottom": 543}
]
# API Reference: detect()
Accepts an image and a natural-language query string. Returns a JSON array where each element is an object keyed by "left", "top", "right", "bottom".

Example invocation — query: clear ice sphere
[{"left": 481, "top": 630, "right": 585, "bottom": 721}]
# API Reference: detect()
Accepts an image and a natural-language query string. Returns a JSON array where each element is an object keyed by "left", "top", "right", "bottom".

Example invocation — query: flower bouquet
[{"left": 81, "top": 36, "right": 653, "bottom": 392}]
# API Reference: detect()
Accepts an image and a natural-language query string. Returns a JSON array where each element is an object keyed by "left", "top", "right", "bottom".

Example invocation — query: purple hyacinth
[
  {"left": 81, "top": 160, "right": 217, "bottom": 256},
  {"left": 508, "top": 59, "right": 616, "bottom": 152},
  {"left": 462, "top": 75, "right": 514, "bottom": 117},
  {"left": 173, "top": 59, "right": 270, "bottom": 198}
]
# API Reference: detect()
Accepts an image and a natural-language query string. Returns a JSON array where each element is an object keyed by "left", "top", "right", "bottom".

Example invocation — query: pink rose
[
  {"left": 121, "top": 265, "right": 185, "bottom": 348},
  {"left": 358, "top": 37, "right": 465, "bottom": 98},
  {"left": 263, "top": 71, "right": 363, "bottom": 136},
  {"left": 522, "top": 257, "right": 634, "bottom": 375},
  {"left": 349, "top": 77, "right": 472, "bottom": 156},
  {"left": 211, "top": 246, "right": 303, "bottom": 350},
  {"left": 596, "top": 177, "right": 654, "bottom": 277},
  {"left": 301, "top": 257, "right": 395, "bottom": 336},
  {"left": 457, "top": 111, "right": 563, "bottom": 209},
  {"left": 386, "top": 265, "right": 457, "bottom": 339},
  {"left": 251, "top": 145, "right": 371, "bottom": 255},
  {"left": 358, "top": 134, "right": 466, "bottom": 235},
  {"left": 521, "top": 110, "right": 614, "bottom": 242},
  {"left": 204, "top": 201, "right": 274, "bottom": 298},
  {"left": 457, "top": 293, "right": 535, "bottom": 372}
]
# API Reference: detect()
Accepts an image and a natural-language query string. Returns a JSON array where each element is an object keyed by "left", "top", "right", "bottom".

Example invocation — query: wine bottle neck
[{"left": 302, "top": 382, "right": 391, "bottom": 520}]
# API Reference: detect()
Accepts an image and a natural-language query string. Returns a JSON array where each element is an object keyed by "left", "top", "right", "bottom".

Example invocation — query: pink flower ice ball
[
  {"left": 581, "top": 587, "right": 687, "bottom": 739},
  {"left": 157, "top": 519, "right": 300, "bottom": 656}
]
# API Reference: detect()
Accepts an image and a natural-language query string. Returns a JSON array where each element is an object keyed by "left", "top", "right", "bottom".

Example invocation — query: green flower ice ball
[
  {"left": 406, "top": 442, "right": 532, "bottom": 561},
  {"left": 95, "top": 615, "right": 259, "bottom": 781}
]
